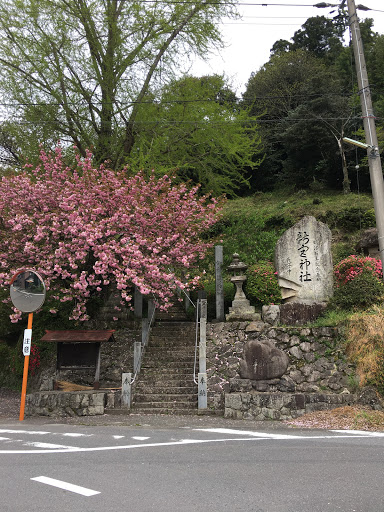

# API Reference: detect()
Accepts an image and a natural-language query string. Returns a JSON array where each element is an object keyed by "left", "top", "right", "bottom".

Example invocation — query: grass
[
  {"left": 344, "top": 306, "right": 384, "bottom": 393},
  {"left": 201, "top": 188, "right": 375, "bottom": 282}
]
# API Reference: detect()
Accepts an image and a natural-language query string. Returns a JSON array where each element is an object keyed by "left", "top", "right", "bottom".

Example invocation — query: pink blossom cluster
[
  {"left": 0, "top": 146, "right": 223, "bottom": 321},
  {"left": 334, "top": 255, "right": 383, "bottom": 288}
]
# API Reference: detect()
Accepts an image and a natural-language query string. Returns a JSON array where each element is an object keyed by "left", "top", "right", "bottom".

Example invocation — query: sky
[{"left": 188, "top": 0, "right": 384, "bottom": 94}]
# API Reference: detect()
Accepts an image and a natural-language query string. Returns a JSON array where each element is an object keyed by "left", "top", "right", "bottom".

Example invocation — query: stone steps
[
  {"left": 135, "top": 386, "right": 197, "bottom": 394},
  {"left": 141, "top": 361, "right": 195, "bottom": 369},
  {"left": 133, "top": 401, "right": 198, "bottom": 411},
  {"left": 134, "top": 393, "right": 197, "bottom": 403},
  {"left": 132, "top": 318, "right": 198, "bottom": 414}
]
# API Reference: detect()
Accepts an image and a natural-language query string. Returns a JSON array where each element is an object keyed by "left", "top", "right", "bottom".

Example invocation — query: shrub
[
  {"left": 334, "top": 255, "right": 382, "bottom": 288},
  {"left": 245, "top": 261, "right": 282, "bottom": 308},
  {"left": 329, "top": 271, "right": 384, "bottom": 310},
  {"left": 189, "top": 279, "right": 235, "bottom": 321},
  {"left": 329, "top": 255, "right": 384, "bottom": 311}
]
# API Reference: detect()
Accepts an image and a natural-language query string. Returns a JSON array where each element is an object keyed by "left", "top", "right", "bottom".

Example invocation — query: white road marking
[
  {"left": 193, "top": 428, "right": 303, "bottom": 439},
  {"left": 23, "top": 442, "right": 80, "bottom": 450},
  {"left": 113, "top": 435, "right": 125, "bottom": 439},
  {"left": 31, "top": 476, "right": 100, "bottom": 496},
  {"left": 0, "top": 437, "right": 259, "bottom": 454},
  {"left": 132, "top": 436, "right": 150, "bottom": 441},
  {"left": 0, "top": 434, "right": 376, "bottom": 455},
  {"left": 1, "top": 428, "right": 383, "bottom": 455},
  {"left": 0, "top": 429, "right": 50, "bottom": 435},
  {"left": 331, "top": 430, "right": 384, "bottom": 437},
  {"left": 61, "top": 433, "right": 92, "bottom": 438},
  {"left": 0, "top": 437, "right": 11, "bottom": 441}
]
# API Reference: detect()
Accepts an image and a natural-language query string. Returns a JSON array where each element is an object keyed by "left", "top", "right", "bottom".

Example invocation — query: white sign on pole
[{"left": 23, "top": 329, "right": 32, "bottom": 356}]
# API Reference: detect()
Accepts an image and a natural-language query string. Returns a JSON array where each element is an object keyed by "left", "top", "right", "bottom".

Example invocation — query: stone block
[
  {"left": 289, "top": 346, "right": 303, "bottom": 359},
  {"left": 277, "top": 376, "right": 296, "bottom": 392},
  {"left": 239, "top": 339, "right": 289, "bottom": 380},
  {"left": 245, "top": 321, "right": 267, "bottom": 333},
  {"left": 279, "top": 302, "right": 327, "bottom": 325},
  {"left": 300, "top": 342, "right": 312, "bottom": 352},
  {"left": 225, "top": 393, "right": 242, "bottom": 410},
  {"left": 262, "top": 305, "right": 280, "bottom": 326},
  {"left": 229, "top": 378, "right": 252, "bottom": 392}
]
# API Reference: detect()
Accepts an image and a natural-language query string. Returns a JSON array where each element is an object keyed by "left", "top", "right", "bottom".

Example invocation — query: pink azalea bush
[
  {"left": 334, "top": 255, "right": 382, "bottom": 288},
  {"left": 330, "top": 255, "right": 384, "bottom": 310},
  {"left": 0, "top": 146, "right": 223, "bottom": 322}
]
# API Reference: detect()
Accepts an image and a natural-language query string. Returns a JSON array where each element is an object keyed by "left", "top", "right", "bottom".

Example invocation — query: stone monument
[{"left": 275, "top": 216, "right": 333, "bottom": 304}]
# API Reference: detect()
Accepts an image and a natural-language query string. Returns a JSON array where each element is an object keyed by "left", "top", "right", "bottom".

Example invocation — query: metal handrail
[{"left": 167, "top": 266, "right": 196, "bottom": 310}]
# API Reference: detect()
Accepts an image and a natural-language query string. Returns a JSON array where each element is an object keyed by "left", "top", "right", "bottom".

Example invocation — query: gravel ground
[
  {"left": 0, "top": 388, "right": 21, "bottom": 419},
  {"left": 1, "top": 387, "right": 384, "bottom": 431}
]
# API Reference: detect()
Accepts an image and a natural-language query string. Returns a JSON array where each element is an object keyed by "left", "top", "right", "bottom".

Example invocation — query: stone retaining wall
[
  {"left": 225, "top": 392, "right": 359, "bottom": 421},
  {"left": 206, "top": 321, "right": 363, "bottom": 417},
  {"left": 26, "top": 389, "right": 122, "bottom": 417}
]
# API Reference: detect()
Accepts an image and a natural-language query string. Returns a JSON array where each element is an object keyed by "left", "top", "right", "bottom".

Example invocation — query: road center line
[{"left": 31, "top": 476, "right": 100, "bottom": 496}]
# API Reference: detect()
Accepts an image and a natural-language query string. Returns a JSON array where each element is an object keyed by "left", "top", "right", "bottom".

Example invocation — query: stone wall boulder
[{"left": 239, "top": 339, "right": 289, "bottom": 380}]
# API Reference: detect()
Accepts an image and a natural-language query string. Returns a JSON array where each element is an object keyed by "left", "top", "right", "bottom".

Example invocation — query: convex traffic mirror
[{"left": 10, "top": 269, "right": 46, "bottom": 313}]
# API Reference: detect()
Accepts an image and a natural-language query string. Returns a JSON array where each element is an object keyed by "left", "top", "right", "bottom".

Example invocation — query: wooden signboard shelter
[{"left": 41, "top": 330, "right": 115, "bottom": 390}]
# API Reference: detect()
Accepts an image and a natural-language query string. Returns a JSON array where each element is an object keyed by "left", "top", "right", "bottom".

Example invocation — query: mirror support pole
[{"left": 19, "top": 313, "right": 33, "bottom": 421}]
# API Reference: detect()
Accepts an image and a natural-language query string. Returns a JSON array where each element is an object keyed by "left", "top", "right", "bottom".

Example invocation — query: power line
[{"left": 0, "top": 91, "right": 358, "bottom": 109}]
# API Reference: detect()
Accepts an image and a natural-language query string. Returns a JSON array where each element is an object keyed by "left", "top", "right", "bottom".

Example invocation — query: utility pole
[{"left": 346, "top": 0, "right": 384, "bottom": 274}]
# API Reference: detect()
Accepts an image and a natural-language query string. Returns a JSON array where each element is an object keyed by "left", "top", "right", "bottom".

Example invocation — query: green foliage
[
  {"left": 243, "top": 49, "right": 352, "bottom": 191},
  {"left": 329, "top": 271, "right": 384, "bottom": 311},
  {"left": 217, "top": 197, "right": 286, "bottom": 266},
  {"left": 319, "top": 207, "right": 376, "bottom": 231},
  {"left": 332, "top": 242, "right": 359, "bottom": 266},
  {"left": 243, "top": 15, "right": 384, "bottom": 195},
  {"left": 245, "top": 261, "right": 282, "bottom": 308},
  {"left": 0, "top": 0, "right": 237, "bottom": 169},
  {"left": 203, "top": 280, "right": 235, "bottom": 321},
  {"left": 189, "top": 279, "right": 234, "bottom": 321},
  {"left": 310, "top": 309, "right": 354, "bottom": 327},
  {"left": 130, "top": 75, "right": 263, "bottom": 196}
]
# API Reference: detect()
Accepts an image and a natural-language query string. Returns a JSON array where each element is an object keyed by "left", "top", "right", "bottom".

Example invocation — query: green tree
[
  {"left": 0, "top": 0, "right": 236, "bottom": 168},
  {"left": 130, "top": 75, "right": 263, "bottom": 196},
  {"left": 243, "top": 50, "right": 353, "bottom": 190}
]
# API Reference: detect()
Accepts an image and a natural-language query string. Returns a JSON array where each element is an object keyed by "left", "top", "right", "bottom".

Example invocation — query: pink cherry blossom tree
[{"left": 0, "top": 146, "right": 222, "bottom": 322}]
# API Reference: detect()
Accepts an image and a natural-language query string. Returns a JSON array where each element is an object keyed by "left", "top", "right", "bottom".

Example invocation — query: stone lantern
[{"left": 226, "top": 253, "right": 260, "bottom": 321}]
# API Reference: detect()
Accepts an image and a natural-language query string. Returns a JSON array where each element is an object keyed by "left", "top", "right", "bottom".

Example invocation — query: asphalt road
[{"left": 1, "top": 420, "right": 384, "bottom": 512}]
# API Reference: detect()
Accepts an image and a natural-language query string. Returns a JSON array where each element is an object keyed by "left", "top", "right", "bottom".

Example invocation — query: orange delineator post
[{"left": 19, "top": 312, "right": 33, "bottom": 421}]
